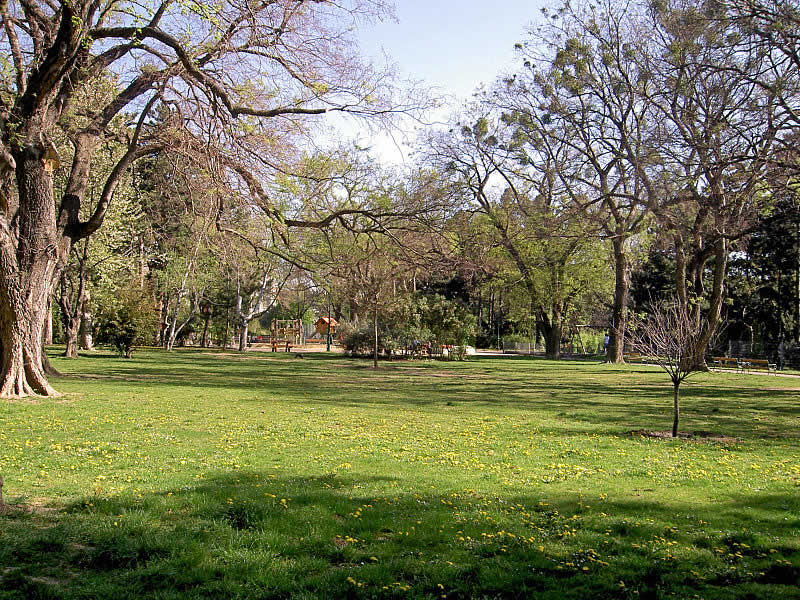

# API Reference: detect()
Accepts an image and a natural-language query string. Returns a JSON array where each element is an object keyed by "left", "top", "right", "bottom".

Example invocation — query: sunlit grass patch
[{"left": 0, "top": 349, "right": 798, "bottom": 598}]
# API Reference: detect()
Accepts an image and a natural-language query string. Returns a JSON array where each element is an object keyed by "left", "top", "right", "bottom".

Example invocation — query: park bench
[
  {"left": 711, "top": 356, "right": 740, "bottom": 370},
  {"left": 271, "top": 339, "right": 292, "bottom": 352},
  {"left": 430, "top": 344, "right": 454, "bottom": 358},
  {"left": 739, "top": 358, "right": 777, "bottom": 373}
]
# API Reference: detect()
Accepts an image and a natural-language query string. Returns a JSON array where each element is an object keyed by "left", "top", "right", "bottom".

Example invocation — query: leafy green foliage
[
  {"left": 340, "top": 294, "right": 476, "bottom": 359},
  {"left": 726, "top": 185, "right": 800, "bottom": 348},
  {"left": 424, "top": 294, "right": 477, "bottom": 350},
  {"left": 339, "top": 322, "right": 388, "bottom": 355},
  {"left": 96, "top": 285, "right": 160, "bottom": 358}
]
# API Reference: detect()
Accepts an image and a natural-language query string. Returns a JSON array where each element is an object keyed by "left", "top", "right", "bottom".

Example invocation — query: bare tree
[
  {"left": 503, "top": 0, "right": 658, "bottom": 363},
  {"left": 721, "top": 0, "right": 800, "bottom": 150},
  {"left": 628, "top": 301, "right": 704, "bottom": 437},
  {"left": 639, "top": 0, "right": 780, "bottom": 369}
]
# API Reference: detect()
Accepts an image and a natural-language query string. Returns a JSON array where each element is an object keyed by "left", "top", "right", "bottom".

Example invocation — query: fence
[{"left": 502, "top": 341, "right": 543, "bottom": 355}]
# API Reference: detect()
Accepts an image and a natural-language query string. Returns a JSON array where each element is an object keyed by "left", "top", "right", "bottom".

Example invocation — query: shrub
[
  {"left": 339, "top": 322, "right": 394, "bottom": 356},
  {"left": 96, "top": 285, "right": 159, "bottom": 358},
  {"left": 424, "top": 295, "right": 477, "bottom": 359}
]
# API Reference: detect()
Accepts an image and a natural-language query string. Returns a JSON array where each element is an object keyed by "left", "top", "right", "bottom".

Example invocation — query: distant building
[{"left": 315, "top": 316, "right": 338, "bottom": 337}]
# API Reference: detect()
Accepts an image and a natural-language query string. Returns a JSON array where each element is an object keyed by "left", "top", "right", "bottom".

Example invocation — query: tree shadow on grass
[
  {"left": 45, "top": 350, "right": 800, "bottom": 442},
  {"left": 1, "top": 471, "right": 798, "bottom": 599}
]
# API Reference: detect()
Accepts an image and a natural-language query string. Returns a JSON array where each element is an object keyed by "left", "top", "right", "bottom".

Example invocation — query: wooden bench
[
  {"left": 430, "top": 344, "right": 454, "bottom": 358},
  {"left": 623, "top": 353, "right": 643, "bottom": 363},
  {"left": 739, "top": 358, "right": 777, "bottom": 373},
  {"left": 711, "top": 356, "right": 740, "bottom": 370},
  {"left": 271, "top": 339, "right": 292, "bottom": 352}
]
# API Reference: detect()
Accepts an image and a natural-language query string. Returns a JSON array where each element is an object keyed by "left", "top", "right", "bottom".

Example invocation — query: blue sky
[
  {"left": 344, "top": 0, "right": 545, "bottom": 163},
  {"left": 358, "top": 0, "right": 543, "bottom": 101}
]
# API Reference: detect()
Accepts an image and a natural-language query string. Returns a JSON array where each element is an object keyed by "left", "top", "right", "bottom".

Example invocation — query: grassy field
[{"left": 0, "top": 349, "right": 798, "bottom": 599}]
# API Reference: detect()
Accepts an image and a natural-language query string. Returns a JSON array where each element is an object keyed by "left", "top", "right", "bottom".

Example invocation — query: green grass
[{"left": 1, "top": 349, "right": 798, "bottom": 599}]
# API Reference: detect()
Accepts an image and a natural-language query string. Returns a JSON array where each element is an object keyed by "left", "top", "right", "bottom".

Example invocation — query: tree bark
[
  {"left": 672, "top": 382, "right": 680, "bottom": 438},
  {"left": 0, "top": 154, "right": 63, "bottom": 397},
  {"left": 42, "top": 350, "right": 62, "bottom": 377},
  {"left": 690, "top": 238, "right": 728, "bottom": 370},
  {"left": 79, "top": 286, "right": 94, "bottom": 351},
  {"left": 57, "top": 240, "right": 92, "bottom": 358},
  {"left": 608, "top": 237, "right": 630, "bottom": 363},
  {"left": 373, "top": 300, "right": 378, "bottom": 369},
  {"left": 165, "top": 291, "right": 187, "bottom": 350},
  {"left": 546, "top": 321, "right": 561, "bottom": 359},
  {"left": 238, "top": 319, "right": 249, "bottom": 352},
  {"left": 63, "top": 318, "right": 79, "bottom": 359},
  {"left": 157, "top": 294, "right": 169, "bottom": 346},
  {"left": 540, "top": 308, "right": 562, "bottom": 359},
  {"left": 0, "top": 294, "right": 59, "bottom": 397},
  {"left": 57, "top": 274, "right": 79, "bottom": 359},
  {"left": 201, "top": 312, "right": 210, "bottom": 348},
  {"left": 795, "top": 221, "right": 800, "bottom": 344},
  {"left": 44, "top": 299, "right": 53, "bottom": 345},
  {"left": 235, "top": 291, "right": 247, "bottom": 352},
  {"left": 674, "top": 235, "right": 688, "bottom": 312},
  {"left": 233, "top": 270, "right": 277, "bottom": 353}
]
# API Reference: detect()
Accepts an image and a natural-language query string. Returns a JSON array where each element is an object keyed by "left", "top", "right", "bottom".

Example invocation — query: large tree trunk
[
  {"left": 57, "top": 240, "right": 92, "bottom": 358},
  {"left": 0, "top": 291, "right": 59, "bottom": 396},
  {"left": 540, "top": 308, "right": 562, "bottom": 359},
  {"left": 238, "top": 319, "right": 249, "bottom": 352},
  {"left": 0, "top": 155, "right": 63, "bottom": 397},
  {"left": 79, "top": 286, "right": 94, "bottom": 351},
  {"left": 688, "top": 239, "right": 727, "bottom": 371},
  {"left": 674, "top": 234, "right": 688, "bottom": 312},
  {"left": 63, "top": 318, "right": 79, "bottom": 359},
  {"left": 545, "top": 321, "right": 561, "bottom": 359},
  {"left": 44, "top": 299, "right": 53, "bottom": 345},
  {"left": 157, "top": 294, "right": 169, "bottom": 347},
  {"left": 201, "top": 312, "right": 211, "bottom": 348},
  {"left": 165, "top": 292, "right": 184, "bottom": 351},
  {"left": 165, "top": 291, "right": 199, "bottom": 351},
  {"left": 608, "top": 237, "right": 630, "bottom": 363}
]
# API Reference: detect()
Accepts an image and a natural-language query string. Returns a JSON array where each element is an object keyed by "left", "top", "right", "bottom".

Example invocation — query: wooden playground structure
[
  {"left": 267, "top": 319, "right": 304, "bottom": 352},
  {"left": 314, "top": 316, "right": 338, "bottom": 338}
]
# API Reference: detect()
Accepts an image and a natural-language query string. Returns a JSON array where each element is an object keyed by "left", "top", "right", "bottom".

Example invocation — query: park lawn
[{"left": 0, "top": 350, "right": 798, "bottom": 599}]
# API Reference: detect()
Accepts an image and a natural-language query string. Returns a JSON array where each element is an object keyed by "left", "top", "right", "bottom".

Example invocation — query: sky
[{"left": 344, "top": 0, "right": 545, "bottom": 164}]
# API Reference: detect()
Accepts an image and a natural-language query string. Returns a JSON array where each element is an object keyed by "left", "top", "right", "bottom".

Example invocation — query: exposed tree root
[
  {"left": 42, "top": 352, "right": 63, "bottom": 377},
  {"left": 0, "top": 357, "right": 62, "bottom": 398}
]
